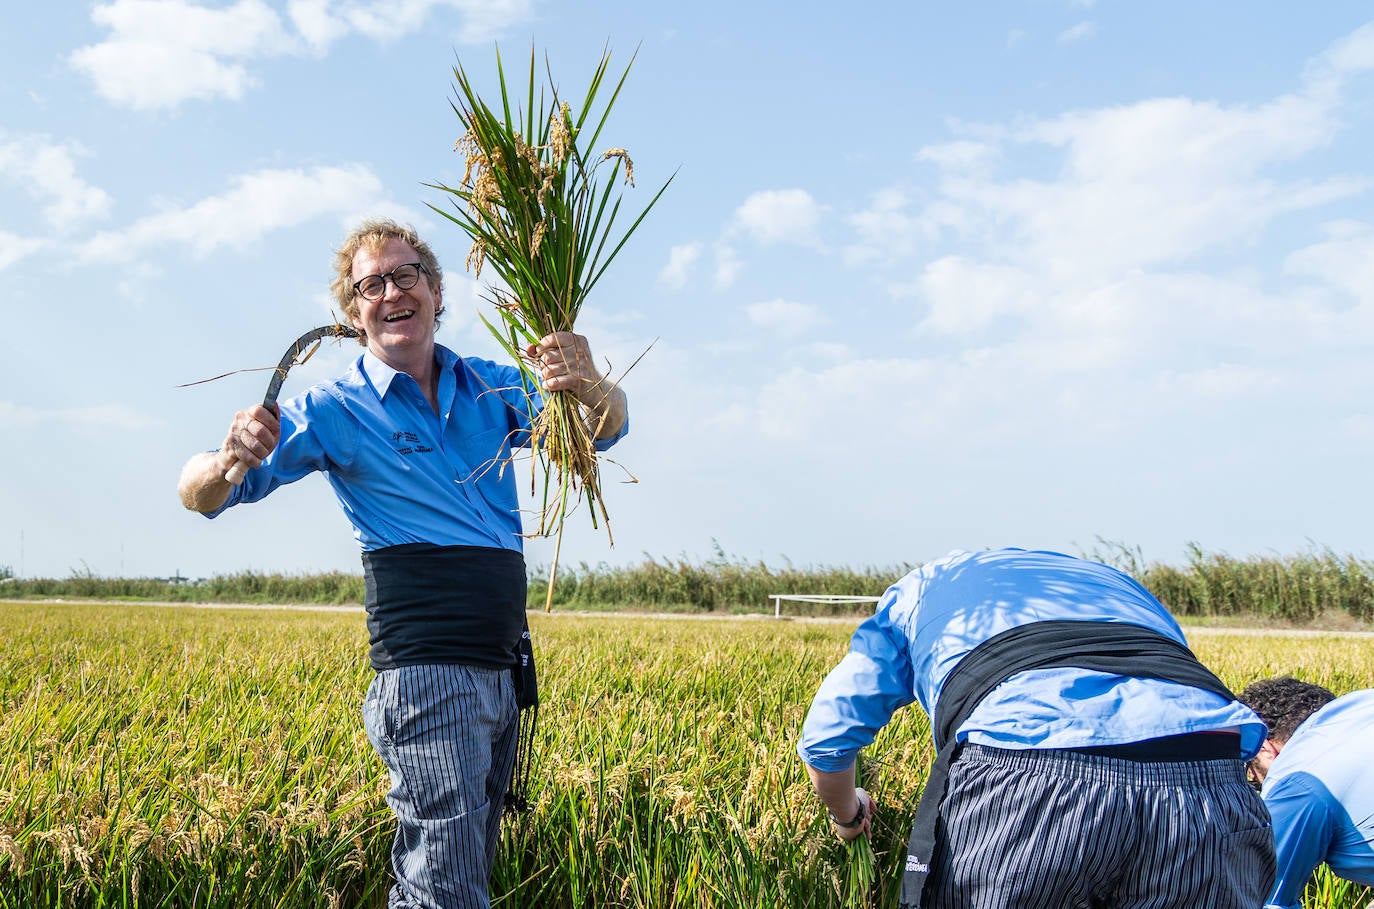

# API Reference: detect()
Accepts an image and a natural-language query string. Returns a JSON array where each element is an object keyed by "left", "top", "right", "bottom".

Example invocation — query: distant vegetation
[{"left": 2, "top": 544, "right": 1372, "bottom": 627}]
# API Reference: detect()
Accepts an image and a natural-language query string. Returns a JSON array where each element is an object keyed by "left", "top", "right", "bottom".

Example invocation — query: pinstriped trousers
[
  {"left": 928, "top": 744, "right": 1276, "bottom": 909},
  {"left": 363, "top": 664, "right": 519, "bottom": 909}
]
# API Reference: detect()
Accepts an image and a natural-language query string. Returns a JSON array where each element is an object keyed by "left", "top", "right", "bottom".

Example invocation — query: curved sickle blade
[
  {"left": 225, "top": 323, "right": 359, "bottom": 487},
  {"left": 261, "top": 323, "right": 359, "bottom": 408}
]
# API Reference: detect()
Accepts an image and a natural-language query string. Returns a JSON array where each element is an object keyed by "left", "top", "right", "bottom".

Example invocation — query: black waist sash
[
  {"left": 899, "top": 620, "right": 1238, "bottom": 909},
  {"left": 361, "top": 542, "right": 526, "bottom": 671}
]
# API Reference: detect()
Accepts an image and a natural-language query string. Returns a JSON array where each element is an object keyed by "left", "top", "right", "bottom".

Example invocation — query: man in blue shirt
[
  {"left": 798, "top": 548, "right": 1275, "bottom": 909},
  {"left": 1238, "top": 677, "right": 1374, "bottom": 909},
  {"left": 178, "top": 218, "right": 628, "bottom": 909}
]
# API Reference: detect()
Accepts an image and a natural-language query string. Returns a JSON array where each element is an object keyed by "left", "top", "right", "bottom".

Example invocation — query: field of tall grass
[
  {"left": 1, "top": 601, "right": 1370, "bottom": 908},
  {"left": 4, "top": 544, "right": 1374, "bottom": 626}
]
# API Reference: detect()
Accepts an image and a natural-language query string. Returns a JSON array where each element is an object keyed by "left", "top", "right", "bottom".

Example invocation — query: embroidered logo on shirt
[{"left": 390, "top": 430, "right": 432, "bottom": 456}]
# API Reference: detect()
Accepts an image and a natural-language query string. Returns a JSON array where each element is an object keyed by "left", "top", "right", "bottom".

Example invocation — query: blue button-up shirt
[
  {"left": 1262, "top": 689, "right": 1374, "bottom": 909},
  {"left": 209, "top": 345, "right": 627, "bottom": 552},
  {"left": 798, "top": 548, "right": 1265, "bottom": 772}
]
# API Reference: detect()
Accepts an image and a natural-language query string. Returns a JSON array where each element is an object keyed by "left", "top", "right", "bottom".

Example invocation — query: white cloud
[
  {"left": 79, "top": 164, "right": 387, "bottom": 262},
  {"left": 0, "top": 136, "right": 112, "bottom": 228},
  {"left": 721, "top": 269, "right": 1341, "bottom": 460},
  {"left": 1285, "top": 222, "right": 1374, "bottom": 308},
  {"left": 911, "top": 91, "right": 1365, "bottom": 281},
  {"left": 917, "top": 141, "right": 997, "bottom": 173},
  {"left": 70, "top": 0, "right": 294, "bottom": 109},
  {"left": 731, "top": 189, "right": 825, "bottom": 246},
  {"left": 285, "top": 0, "right": 349, "bottom": 51},
  {"left": 844, "top": 188, "right": 931, "bottom": 266},
  {"left": 1058, "top": 21, "right": 1096, "bottom": 44},
  {"left": 917, "top": 256, "right": 1040, "bottom": 335},
  {"left": 329, "top": 0, "right": 533, "bottom": 45},
  {"left": 714, "top": 243, "right": 741, "bottom": 289},
  {"left": 1321, "top": 21, "right": 1374, "bottom": 75},
  {"left": 744, "top": 298, "right": 825, "bottom": 337},
  {"left": 726, "top": 358, "right": 940, "bottom": 444},
  {"left": 916, "top": 260, "right": 1345, "bottom": 377},
  {"left": 812, "top": 18, "right": 1374, "bottom": 445},
  {"left": 0, "top": 232, "right": 45, "bottom": 272},
  {"left": 844, "top": 144, "right": 1001, "bottom": 266},
  {"left": 71, "top": 0, "right": 534, "bottom": 109},
  {"left": 658, "top": 241, "right": 701, "bottom": 290}
]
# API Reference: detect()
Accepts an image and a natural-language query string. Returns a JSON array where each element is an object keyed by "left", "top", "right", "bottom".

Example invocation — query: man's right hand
[
  {"left": 222, "top": 404, "right": 281, "bottom": 473},
  {"left": 177, "top": 405, "right": 280, "bottom": 513}
]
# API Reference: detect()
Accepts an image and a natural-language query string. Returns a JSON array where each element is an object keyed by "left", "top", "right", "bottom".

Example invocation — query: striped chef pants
[
  {"left": 928, "top": 744, "right": 1276, "bottom": 909},
  {"left": 363, "top": 663, "right": 519, "bottom": 909}
]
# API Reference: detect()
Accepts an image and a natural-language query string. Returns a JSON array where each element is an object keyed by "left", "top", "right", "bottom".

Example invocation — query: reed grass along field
[{"left": 1, "top": 602, "right": 1371, "bottom": 908}]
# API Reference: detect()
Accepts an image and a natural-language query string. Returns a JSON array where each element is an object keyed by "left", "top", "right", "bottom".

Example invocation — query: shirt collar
[{"left": 360, "top": 344, "right": 460, "bottom": 399}]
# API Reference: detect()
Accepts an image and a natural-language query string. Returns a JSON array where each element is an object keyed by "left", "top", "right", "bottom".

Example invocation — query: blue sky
[{"left": 3, "top": 2, "right": 1373, "bottom": 582}]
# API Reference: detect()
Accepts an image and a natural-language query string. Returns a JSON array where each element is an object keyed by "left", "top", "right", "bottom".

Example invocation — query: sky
[{"left": 3, "top": 2, "right": 1374, "bottom": 583}]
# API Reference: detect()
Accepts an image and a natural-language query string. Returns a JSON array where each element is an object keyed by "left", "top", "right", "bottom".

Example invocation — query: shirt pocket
[
  {"left": 458, "top": 427, "right": 509, "bottom": 480},
  {"left": 455, "top": 427, "right": 521, "bottom": 517}
]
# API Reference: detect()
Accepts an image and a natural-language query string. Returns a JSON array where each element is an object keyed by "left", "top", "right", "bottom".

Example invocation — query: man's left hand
[
  {"left": 527, "top": 331, "right": 604, "bottom": 405},
  {"left": 526, "top": 332, "right": 628, "bottom": 440}
]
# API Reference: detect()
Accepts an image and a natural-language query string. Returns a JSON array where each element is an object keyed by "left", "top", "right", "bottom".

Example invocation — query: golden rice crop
[
  {"left": 428, "top": 47, "right": 672, "bottom": 612},
  {"left": 0, "top": 603, "right": 1369, "bottom": 908}
]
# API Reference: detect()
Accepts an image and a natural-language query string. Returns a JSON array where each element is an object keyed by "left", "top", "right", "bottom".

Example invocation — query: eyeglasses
[{"left": 353, "top": 262, "right": 426, "bottom": 302}]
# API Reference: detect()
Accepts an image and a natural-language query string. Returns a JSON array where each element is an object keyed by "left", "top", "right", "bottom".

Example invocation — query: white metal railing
[{"left": 768, "top": 594, "right": 881, "bottom": 618}]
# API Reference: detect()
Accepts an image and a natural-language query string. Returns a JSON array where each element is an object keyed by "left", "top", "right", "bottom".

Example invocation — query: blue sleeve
[
  {"left": 205, "top": 387, "right": 350, "bottom": 516},
  {"left": 1263, "top": 773, "right": 1337, "bottom": 909},
  {"left": 593, "top": 405, "right": 629, "bottom": 451},
  {"left": 796, "top": 609, "right": 916, "bottom": 772}
]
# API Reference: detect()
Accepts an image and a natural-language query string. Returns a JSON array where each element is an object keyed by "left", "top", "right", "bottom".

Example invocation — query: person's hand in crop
[
  {"left": 527, "top": 331, "right": 627, "bottom": 440},
  {"left": 830, "top": 787, "right": 874, "bottom": 842},
  {"left": 806, "top": 763, "right": 875, "bottom": 841}
]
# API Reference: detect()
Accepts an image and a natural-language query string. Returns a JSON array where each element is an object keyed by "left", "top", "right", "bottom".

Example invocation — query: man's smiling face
[{"left": 349, "top": 237, "right": 442, "bottom": 367}]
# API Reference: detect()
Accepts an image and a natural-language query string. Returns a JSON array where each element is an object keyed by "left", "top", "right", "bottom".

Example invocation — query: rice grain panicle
[{"left": 428, "top": 46, "right": 672, "bottom": 611}]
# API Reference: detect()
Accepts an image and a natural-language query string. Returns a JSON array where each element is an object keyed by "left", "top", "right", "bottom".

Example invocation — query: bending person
[
  {"left": 1238, "top": 677, "right": 1374, "bottom": 909},
  {"left": 797, "top": 547, "right": 1275, "bottom": 909}
]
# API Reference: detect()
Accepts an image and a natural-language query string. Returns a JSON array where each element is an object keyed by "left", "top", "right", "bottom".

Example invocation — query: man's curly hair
[{"left": 1238, "top": 676, "right": 1336, "bottom": 744}]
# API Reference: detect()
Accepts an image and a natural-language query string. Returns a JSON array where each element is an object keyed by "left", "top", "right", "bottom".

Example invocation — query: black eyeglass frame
[{"left": 353, "top": 262, "right": 427, "bottom": 302}]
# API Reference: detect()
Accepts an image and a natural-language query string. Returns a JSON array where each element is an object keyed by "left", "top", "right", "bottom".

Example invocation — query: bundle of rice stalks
[{"left": 429, "top": 47, "right": 670, "bottom": 608}]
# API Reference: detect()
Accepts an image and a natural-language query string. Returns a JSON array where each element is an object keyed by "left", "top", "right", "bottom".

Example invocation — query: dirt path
[{"left": 4, "top": 598, "right": 1372, "bottom": 638}]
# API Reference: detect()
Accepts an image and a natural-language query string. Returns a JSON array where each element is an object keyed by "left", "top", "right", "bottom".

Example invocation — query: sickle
[{"left": 224, "top": 323, "right": 360, "bottom": 485}]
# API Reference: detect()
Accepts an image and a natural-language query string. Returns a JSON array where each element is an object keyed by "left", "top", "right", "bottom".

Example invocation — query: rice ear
[{"left": 428, "top": 46, "right": 669, "bottom": 606}]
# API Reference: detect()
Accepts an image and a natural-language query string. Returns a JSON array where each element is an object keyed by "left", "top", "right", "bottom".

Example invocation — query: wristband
[{"left": 828, "top": 797, "right": 866, "bottom": 829}]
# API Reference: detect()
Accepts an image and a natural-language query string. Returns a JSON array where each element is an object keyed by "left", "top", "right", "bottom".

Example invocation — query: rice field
[{"left": 1, "top": 601, "right": 1371, "bottom": 908}]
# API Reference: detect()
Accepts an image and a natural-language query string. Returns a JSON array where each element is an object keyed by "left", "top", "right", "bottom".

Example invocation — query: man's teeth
[{"left": 383, "top": 310, "right": 415, "bottom": 323}]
